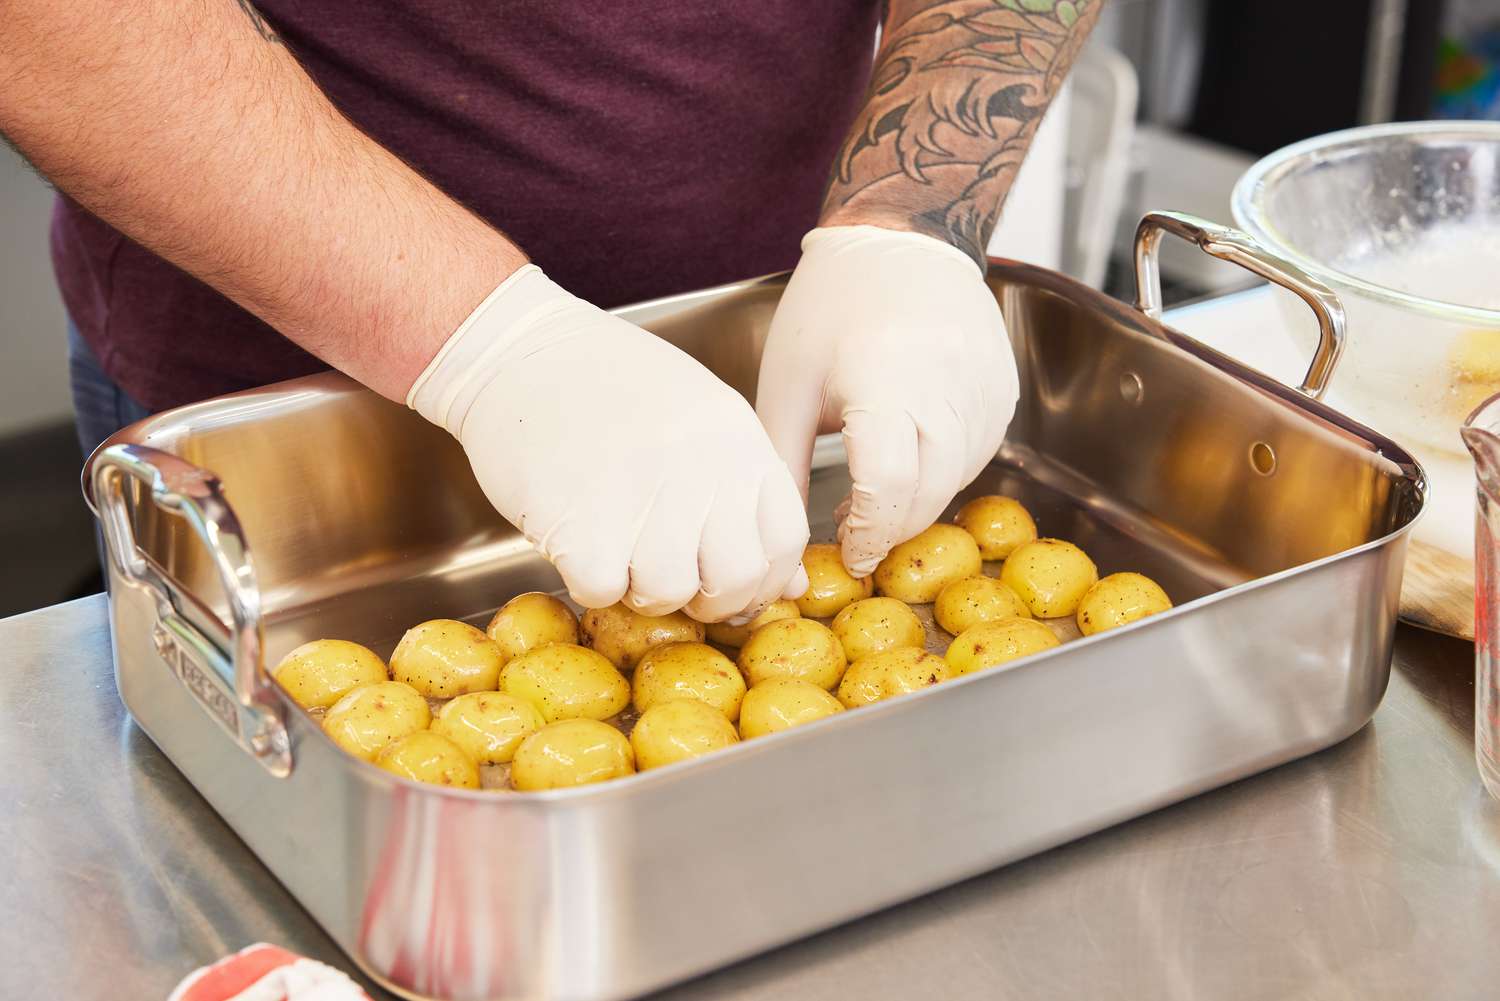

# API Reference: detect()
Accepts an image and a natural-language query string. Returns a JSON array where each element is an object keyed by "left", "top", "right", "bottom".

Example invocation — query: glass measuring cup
[{"left": 1463, "top": 395, "right": 1500, "bottom": 798}]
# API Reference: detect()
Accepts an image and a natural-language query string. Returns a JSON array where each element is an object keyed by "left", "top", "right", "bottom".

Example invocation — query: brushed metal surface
[
  {"left": 11, "top": 602, "right": 1499, "bottom": 1001},
  {"left": 1134, "top": 210, "right": 1346, "bottom": 399},
  {"left": 82, "top": 261, "right": 1424, "bottom": 1001},
  {"left": 91, "top": 443, "right": 290, "bottom": 776}
]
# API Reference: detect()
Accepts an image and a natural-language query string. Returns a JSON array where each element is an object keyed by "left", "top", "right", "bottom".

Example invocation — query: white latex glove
[
  {"left": 409, "top": 264, "right": 810, "bottom": 622},
  {"left": 757, "top": 225, "right": 1020, "bottom": 577}
]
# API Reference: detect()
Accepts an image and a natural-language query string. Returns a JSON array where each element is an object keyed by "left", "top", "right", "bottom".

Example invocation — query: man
[{"left": 1, "top": 0, "right": 1099, "bottom": 623}]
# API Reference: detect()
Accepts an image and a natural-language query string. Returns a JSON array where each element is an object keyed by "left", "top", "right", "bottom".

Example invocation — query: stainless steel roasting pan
[{"left": 83, "top": 213, "right": 1425, "bottom": 1001}]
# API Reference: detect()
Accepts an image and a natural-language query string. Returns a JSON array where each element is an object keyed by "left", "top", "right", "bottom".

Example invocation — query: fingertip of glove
[
  {"left": 623, "top": 592, "right": 680, "bottom": 617},
  {"left": 839, "top": 534, "right": 885, "bottom": 579},
  {"left": 782, "top": 564, "right": 810, "bottom": 600},
  {"left": 562, "top": 570, "right": 629, "bottom": 612}
]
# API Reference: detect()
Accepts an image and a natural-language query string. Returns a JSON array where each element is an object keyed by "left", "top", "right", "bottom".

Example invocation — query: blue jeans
[
  {"left": 67, "top": 323, "right": 153, "bottom": 458},
  {"left": 68, "top": 323, "right": 154, "bottom": 586}
]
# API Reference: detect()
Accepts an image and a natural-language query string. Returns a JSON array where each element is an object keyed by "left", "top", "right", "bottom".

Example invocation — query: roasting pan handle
[
  {"left": 90, "top": 443, "right": 292, "bottom": 777},
  {"left": 1133, "top": 210, "right": 1346, "bottom": 400}
]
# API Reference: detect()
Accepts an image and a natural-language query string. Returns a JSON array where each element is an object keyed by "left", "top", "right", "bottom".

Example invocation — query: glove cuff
[
  {"left": 406, "top": 263, "right": 570, "bottom": 437},
  {"left": 801, "top": 224, "right": 985, "bottom": 277}
]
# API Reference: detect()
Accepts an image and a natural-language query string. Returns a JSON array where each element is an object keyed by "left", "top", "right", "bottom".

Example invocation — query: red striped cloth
[{"left": 168, "top": 944, "right": 371, "bottom": 1001}]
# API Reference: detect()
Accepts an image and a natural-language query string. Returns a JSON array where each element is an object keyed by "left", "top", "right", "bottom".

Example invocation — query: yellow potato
[
  {"left": 272, "top": 638, "right": 387, "bottom": 710},
  {"left": 705, "top": 599, "right": 800, "bottom": 648},
  {"left": 1453, "top": 379, "right": 1499, "bottom": 423},
  {"left": 389, "top": 619, "right": 504, "bottom": 698},
  {"left": 485, "top": 592, "right": 579, "bottom": 665},
  {"left": 632, "top": 642, "right": 746, "bottom": 721},
  {"left": 322, "top": 681, "right": 431, "bottom": 761},
  {"left": 999, "top": 538, "right": 1099, "bottom": 618},
  {"left": 500, "top": 643, "right": 629, "bottom": 723},
  {"left": 1452, "top": 327, "right": 1500, "bottom": 383},
  {"left": 579, "top": 603, "right": 705, "bottom": 672},
  {"left": 630, "top": 699, "right": 740, "bottom": 771},
  {"left": 795, "top": 543, "right": 874, "bottom": 617},
  {"left": 945, "top": 618, "right": 1061, "bottom": 676},
  {"left": 837, "top": 647, "right": 950, "bottom": 708},
  {"left": 737, "top": 617, "right": 847, "bottom": 691},
  {"left": 374, "top": 731, "right": 480, "bottom": 789},
  {"left": 1451, "top": 330, "right": 1500, "bottom": 422},
  {"left": 1076, "top": 572, "right": 1173, "bottom": 636},
  {"left": 511, "top": 719, "right": 635, "bottom": 791},
  {"left": 431, "top": 691, "right": 544, "bottom": 765},
  {"left": 874, "top": 524, "right": 983, "bottom": 603},
  {"left": 955, "top": 494, "right": 1038, "bottom": 560},
  {"left": 831, "top": 597, "right": 925, "bottom": 663},
  {"left": 933, "top": 575, "right": 1031, "bottom": 635},
  {"left": 738, "top": 678, "right": 846, "bottom": 739}
]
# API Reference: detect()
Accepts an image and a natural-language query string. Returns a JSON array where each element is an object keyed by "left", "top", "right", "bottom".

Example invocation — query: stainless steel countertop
[{"left": 7, "top": 594, "right": 1500, "bottom": 1000}]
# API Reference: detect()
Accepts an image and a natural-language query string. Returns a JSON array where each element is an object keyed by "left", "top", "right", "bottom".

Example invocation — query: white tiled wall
[{"left": 0, "top": 146, "right": 69, "bottom": 437}]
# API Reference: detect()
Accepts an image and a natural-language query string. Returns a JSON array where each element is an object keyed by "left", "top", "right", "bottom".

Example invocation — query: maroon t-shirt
[{"left": 51, "top": 2, "right": 879, "bottom": 411}]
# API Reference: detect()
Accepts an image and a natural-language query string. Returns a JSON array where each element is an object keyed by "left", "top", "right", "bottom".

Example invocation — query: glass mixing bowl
[{"left": 1232, "top": 121, "right": 1500, "bottom": 457}]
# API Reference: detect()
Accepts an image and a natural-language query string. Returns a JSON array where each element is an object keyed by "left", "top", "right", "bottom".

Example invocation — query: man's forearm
[
  {"left": 822, "top": 0, "right": 1103, "bottom": 269},
  {"left": 0, "top": 0, "right": 525, "bottom": 399}
]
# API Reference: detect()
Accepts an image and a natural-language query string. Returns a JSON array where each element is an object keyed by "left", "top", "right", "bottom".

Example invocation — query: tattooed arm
[
  {"left": 757, "top": 1, "right": 1101, "bottom": 575},
  {"left": 0, "top": 0, "right": 525, "bottom": 399},
  {"left": 824, "top": 0, "right": 1103, "bottom": 269}
]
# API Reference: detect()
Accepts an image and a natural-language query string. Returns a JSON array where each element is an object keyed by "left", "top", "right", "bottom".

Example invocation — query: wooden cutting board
[{"left": 1402, "top": 540, "right": 1475, "bottom": 640}]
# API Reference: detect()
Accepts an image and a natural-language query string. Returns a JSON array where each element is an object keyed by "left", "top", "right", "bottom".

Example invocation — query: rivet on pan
[
  {"left": 1249, "top": 441, "right": 1277, "bottom": 476},
  {"left": 1119, "top": 371, "right": 1144, "bottom": 405}
]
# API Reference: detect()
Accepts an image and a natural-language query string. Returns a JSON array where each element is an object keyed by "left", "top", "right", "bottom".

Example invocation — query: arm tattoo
[
  {"left": 824, "top": 0, "right": 1102, "bottom": 268},
  {"left": 234, "top": 0, "right": 283, "bottom": 44}
]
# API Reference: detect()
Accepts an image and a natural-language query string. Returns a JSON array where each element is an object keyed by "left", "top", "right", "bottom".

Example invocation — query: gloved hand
[
  {"left": 757, "top": 225, "right": 1020, "bottom": 577},
  {"left": 409, "top": 264, "right": 810, "bottom": 622}
]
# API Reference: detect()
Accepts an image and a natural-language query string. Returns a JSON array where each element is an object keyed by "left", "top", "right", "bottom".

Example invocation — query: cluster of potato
[
  {"left": 1450, "top": 327, "right": 1500, "bottom": 423},
  {"left": 271, "top": 494, "right": 1171, "bottom": 792}
]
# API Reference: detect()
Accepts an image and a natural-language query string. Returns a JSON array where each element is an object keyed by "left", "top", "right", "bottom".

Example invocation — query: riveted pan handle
[
  {"left": 90, "top": 443, "right": 291, "bottom": 777},
  {"left": 1133, "top": 210, "right": 1346, "bottom": 400}
]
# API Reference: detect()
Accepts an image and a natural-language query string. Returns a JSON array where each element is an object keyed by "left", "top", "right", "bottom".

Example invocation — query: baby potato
[
  {"left": 1453, "top": 379, "right": 1499, "bottom": 424},
  {"left": 485, "top": 592, "right": 579, "bottom": 665},
  {"left": 322, "top": 681, "right": 431, "bottom": 761},
  {"left": 796, "top": 543, "right": 875, "bottom": 617},
  {"left": 1000, "top": 539, "right": 1099, "bottom": 618},
  {"left": 831, "top": 597, "right": 925, "bottom": 663},
  {"left": 511, "top": 719, "right": 635, "bottom": 791},
  {"left": 579, "top": 603, "right": 705, "bottom": 672},
  {"left": 431, "top": 691, "right": 544, "bottom": 765},
  {"left": 934, "top": 575, "right": 1031, "bottom": 635},
  {"left": 375, "top": 731, "right": 480, "bottom": 789},
  {"left": 632, "top": 642, "right": 746, "bottom": 721},
  {"left": 390, "top": 619, "right": 504, "bottom": 698},
  {"left": 705, "top": 599, "right": 800, "bottom": 648},
  {"left": 1452, "top": 327, "right": 1500, "bottom": 383},
  {"left": 874, "top": 524, "right": 983, "bottom": 604},
  {"left": 500, "top": 643, "right": 629, "bottom": 723},
  {"left": 1076, "top": 572, "right": 1173, "bottom": 636},
  {"left": 837, "top": 647, "right": 950, "bottom": 709},
  {"left": 272, "top": 638, "right": 387, "bottom": 710},
  {"left": 738, "top": 678, "right": 846, "bottom": 739},
  {"left": 631, "top": 699, "right": 740, "bottom": 771},
  {"left": 737, "top": 618, "right": 847, "bottom": 691},
  {"left": 955, "top": 494, "right": 1038, "bottom": 560},
  {"left": 945, "top": 618, "right": 1060, "bottom": 676}
]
